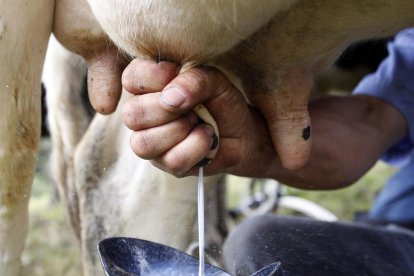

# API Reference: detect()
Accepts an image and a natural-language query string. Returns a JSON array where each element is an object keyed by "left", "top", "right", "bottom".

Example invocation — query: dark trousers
[{"left": 223, "top": 215, "right": 414, "bottom": 276}]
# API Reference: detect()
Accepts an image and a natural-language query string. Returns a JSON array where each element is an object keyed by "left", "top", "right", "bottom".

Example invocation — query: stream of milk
[{"left": 198, "top": 167, "right": 205, "bottom": 276}]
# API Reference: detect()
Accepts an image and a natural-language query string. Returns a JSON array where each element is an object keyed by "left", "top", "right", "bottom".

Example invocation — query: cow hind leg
[
  {"left": 43, "top": 35, "right": 93, "bottom": 243},
  {"left": 0, "top": 0, "right": 53, "bottom": 274}
]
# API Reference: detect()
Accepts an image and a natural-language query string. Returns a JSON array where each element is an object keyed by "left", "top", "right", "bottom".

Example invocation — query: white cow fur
[
  {"left": 43, "top": 35, "right": 89, "bottom": 243},
  {"left": 86, "top": 0, "right": 299, "bottom": 64},
  {"left": 43, "top": 35, "right": 226, "bottom": 275},
  {"left": 2, "top": 0, "right": 414, "bottom": 275},
  {"left": 72, "top": 107, "right": 225, "bottom": 275}
]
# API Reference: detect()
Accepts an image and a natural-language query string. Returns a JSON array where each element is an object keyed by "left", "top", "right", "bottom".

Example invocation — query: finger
[
  {"left": 159, "top": 66, "right": 231, "bottom": 113},
  {"left": 151, "top": 124, "right": 216, "bottom": 176},
  {"left": 158, "top": 67, "right": 230, "bottom": 162},
  {"left": 122, "top": 59, "right": 180, "bottom": 94},
  {"left": 251, "top": 67, "right": 312, "bottom": 170},
  {"left": 193, "top": 104, "right": 220, "bottom": 160},
  {"left": 187, "top": 137, "right": 246, "bottom": 176},
  {"left": 86, "top": 47, "right": 128, "bottom": 114},
  {"left": 130, "top": 113, "right": 199, "bottom": 159},
  {"left": 122, "top": 92, "right": 180, "bottom": 130}
]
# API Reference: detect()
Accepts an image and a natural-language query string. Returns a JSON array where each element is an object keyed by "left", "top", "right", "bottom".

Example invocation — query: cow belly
[{"left": 85, "top": 0, "right": 298, "bottom": 64}]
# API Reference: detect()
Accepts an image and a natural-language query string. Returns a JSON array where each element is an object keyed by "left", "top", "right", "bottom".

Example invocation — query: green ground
[
  {"left": 286, "top": 162, "right": 395, "bottom": 220},
  {"left": 21, "top": 138, "right": 395, "bottom": 275},
  {"left": 227, "top": 162, "right": 395, "bottom": 221},
  {"left": 21, "top": 139, "right": 82, "bottom": 275}
]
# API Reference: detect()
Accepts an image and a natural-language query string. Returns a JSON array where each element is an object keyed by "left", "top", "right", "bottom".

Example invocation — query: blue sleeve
[{"left": 353, "top": 28, "right": 414, "bottom": 166}]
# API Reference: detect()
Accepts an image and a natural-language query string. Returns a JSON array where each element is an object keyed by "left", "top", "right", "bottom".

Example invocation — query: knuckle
[
  {"left": 179, "top": 114, "right": 197, "bottom": 133},
  {"left": 163, "top": 151, "right": 188, "bottom": 175},
  {"left": 121, "top": 67, "right": 134, "bottom": 91},
  {"left": 130, "top": 131, "right": 156, "bottom": 159},
  {"left": 122, "top": 99, "right": 146, "bottom": 129},
  {"left": 200, "top": 66, "right": 234, "bottom": 97},
  {"left": 181, "top": 68, "right": 208, "bottom": 95},
  {"left": 122, "top": 59, "right": 157, "bottom": 93},
  {"left": 150, "top": 160, "right": 183, "bottom": 177},
  {"left": 121, "top": 105, "right": 136, "bottom": 128}
]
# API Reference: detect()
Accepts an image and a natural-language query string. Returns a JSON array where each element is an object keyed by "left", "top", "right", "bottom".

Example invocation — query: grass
[
  {"left": 227, "top": 161, "right": 396, "bottom": 221},
  {"left": 21, "top": 138, "right": 396, "bottom": 275},
  {"left": 285, "top": 161, "right": 396, "bottom": 220},
  {"left": 20, "top": 139, "right": 82, "bottom": 276}
]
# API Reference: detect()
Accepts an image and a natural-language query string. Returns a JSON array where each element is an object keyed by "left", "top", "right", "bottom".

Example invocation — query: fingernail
[
  {"left": 211, "top": 133, "right": 219, "bottom": 150},
  {"left": 197, "top": 158, "right": 212, "bottom": 167},
  {"left": 202, "top": 125, "right": 218, "bottom": 150},
  {"left": 188, "top": 112, "right": 198, "bottom": 125},
  {"left": 203, "top": 124, "right": 215, "bottom": 137},
  {"left": 160, "top": 87, "right": 186, "bottom": 107}
]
